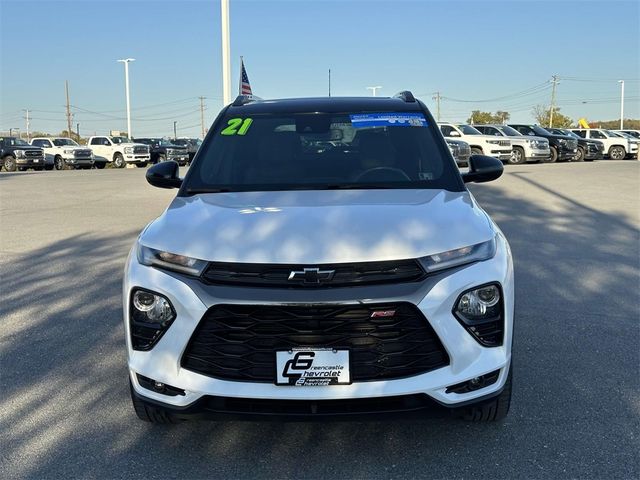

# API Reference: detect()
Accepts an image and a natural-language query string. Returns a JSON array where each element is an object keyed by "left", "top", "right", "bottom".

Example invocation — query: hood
[{"left": 140, "top": 189, "right": 495, "bottom": 264}]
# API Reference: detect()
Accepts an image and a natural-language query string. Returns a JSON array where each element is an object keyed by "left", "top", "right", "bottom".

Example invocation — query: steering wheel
[{"left": 355, "top": 167, "right": 411, "bottom": 182}]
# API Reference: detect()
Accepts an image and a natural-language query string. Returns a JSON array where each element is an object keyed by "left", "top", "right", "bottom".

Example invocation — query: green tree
[
  {"left": 467, "top": 110, "right": 510, "bottom": 124},
  {"left": 532, "top": 105, "right": 573, "bottom": 128},
  {"left": 586, "top": 119, "right": 640, "bottom": 129}
]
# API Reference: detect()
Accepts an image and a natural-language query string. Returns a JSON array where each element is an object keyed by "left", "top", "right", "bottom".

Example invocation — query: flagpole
[
  {"left": 239, "top": 56, "right": 243, "bottom": 96},
  {"left": 220, "top": 0, "right": 232, "bottom": 105}
]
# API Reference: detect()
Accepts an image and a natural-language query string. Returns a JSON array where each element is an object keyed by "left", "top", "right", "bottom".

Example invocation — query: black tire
[
  {"left": 608, "top": 145, "right": 626, "bottom": 160},
  {"left": 509, "top": 146, "right": 525, "bottom": 165},
  {"left": 458, "top": 368, "right": 512, "bottom": 422},
  {"left": 3, "top": 155, "right": 17, "bottom": 172},
  {"left": 136, "top": 162, "right": 148, "bottom": 168},
  {"left": 95, "top": 162, "right": 106, "bottom": 169},
  {"left": 471, "top": 147, "right": 483, "bottom": 156},
  {"left": 54, "top": 156, "right": 67, "bottom": 170},
  {"left": 545, "top": 146, "right": 558, "bottom": 163},
  {"left": 113, "top": 153, "right": 125, "bottom": 168},
  {"left": 574, "top": 146, "right": 585, "bottom": 162},
  {"left": 130, "top": 382, "right": 179, "bottom": 424}
]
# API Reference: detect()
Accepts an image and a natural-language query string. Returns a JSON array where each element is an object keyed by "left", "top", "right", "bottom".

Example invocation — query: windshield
[
  {"left": 531, "top": 125, "right": 551, "bottom": 136},
  {"left": 53, "top": 138, "right": 78, "bottom": 146},
  {"left": 183, "top": 112, "right": 462, "bottom": 193},
  {"left": 606, "top": 131, "right": 622, "bottom": 138},
  {"left": 110, "top": 136, "right": 130, "bottom": 144},
  {"left": 559, "top": 130, "right": 580, "bottom": 139},
  {"left": 457, "top": 125, "right": 482, "bottom": 135},
  {"left": 496, "top": 125, "right": 521, "bottom": 137},
  {"left": 4, "top": 137, "right": 30, "bottom": 146},
  {"left": 158, "top": 139, "right": 175, "bottom": 146}
]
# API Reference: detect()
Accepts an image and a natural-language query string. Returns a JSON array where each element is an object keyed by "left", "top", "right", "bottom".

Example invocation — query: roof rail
[
  {"left": 393, "top": 91, "right": 416, "bottom": 103},
  {"left": 232, "top": 94, "right": 264, "bottom": 107}
]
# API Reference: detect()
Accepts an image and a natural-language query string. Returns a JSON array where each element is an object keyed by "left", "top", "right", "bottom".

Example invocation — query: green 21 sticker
[{"left": 221, "top": 117, "right": 253, "bottom": 135}]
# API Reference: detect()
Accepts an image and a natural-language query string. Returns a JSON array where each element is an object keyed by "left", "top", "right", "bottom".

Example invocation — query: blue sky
[{"left": 1, "top": 0, "right": 638, "bottom": 137}]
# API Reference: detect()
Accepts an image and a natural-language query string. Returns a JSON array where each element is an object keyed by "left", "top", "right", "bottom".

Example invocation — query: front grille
[
  {"left": 133, "top": 146, "right": 148, "bottom": 154},
  {"left": 181, "top": 303, "right": 449, "bottom": 382},
  {"left": 568, "top": 139, "right": 578, "bottom": 149},
  {"left": 459, "top": 145, "right": 471, "bottom": 155},
  {"left": 498, "top": 140, "right": 510, "bottom": 147},
  {"left": 25, "top": 150, "right": 43, "bottom": 158},
  {"left": 201, "top": 260, "right": 425, "bottom": 288},
  {"left": 74, "top": 149, "right": 92, "bottom": 157}
]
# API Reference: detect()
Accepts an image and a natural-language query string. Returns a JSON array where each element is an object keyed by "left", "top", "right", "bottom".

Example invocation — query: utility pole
[
  {"left": 23, "top": 109, "right": 30, "bottom": 140},
  {"left": 432, "top": 92, "right": 441, "bottom": 121},
  {"left": 65, "top": 80, "right": 73, "bottom": 138},
  {"left": 328, "top": 69, "right": 331, "bottom": 97},
  {"left": 618, "top": 80, "right": 625, "bottom": 129},
  {"left": 76, "top": 123, "right": 80, "bottom": 141},
  {"left": 173, "top": 121, "right": 177, "bottom": 139},
  {"left": 199, "top": 96, "right": 206, "bottom": 138},
  {"left": 549, "top": 75, "right": 559, "bottom": 128},
  {"left": 366, "top": 86, "right": 382, "bottom": 96},
  {"left": 220, "top": 0, "right": 232, "bottom": 105}
]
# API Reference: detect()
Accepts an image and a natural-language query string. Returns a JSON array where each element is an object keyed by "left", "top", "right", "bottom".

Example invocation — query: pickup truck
[
  {"left": 438, "top": 123, "right": 512, "bottom": 161},
  {"left": 473, "top": 124, "right": 550, "bottom": 164},
  {"left": 30, "top": 137, "right": 94, "bottom": 170},
  {"left": 87, "top": 136, "right": 151, "bottom": 168},
  {"left": 171, "top": 137, "right": 202, "bottom": 163},
  {"left": 568, "top": 129, "right": 638, "bottom": 160},
  {"left": 545, "top": 128, "right": 604, "bottom": 162},
  {"left": 1, "top": 136, "right": 48, "bottom": 171},
  {"left": 133, "top": 138, "right": 189, "bottom": 165}
]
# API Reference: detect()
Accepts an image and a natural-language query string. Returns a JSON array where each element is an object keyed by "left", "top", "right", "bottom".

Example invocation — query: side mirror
[
  {"left": 448, "top": 131, "right": 461, "bottom": 137},
  {"left": 146, "top": 160, "right": 182, "bottom": 189},
  {"left": 462, "top": 155, "right": 503, "bottom": 184}
]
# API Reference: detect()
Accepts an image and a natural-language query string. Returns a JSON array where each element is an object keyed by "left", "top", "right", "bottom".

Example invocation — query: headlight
[
  {"left": 137, "top": 244, "right": 207, "bottom": 276},
  {"left": 527, "top": 139, "right": 536, "bottom": 146},
  {"left": 124, "top": 146, "right": 134, "bottom": 154},
  {"left": 419, "top": 237, "right": 496, "bottom": 273},
  {"left": 63, "top": 149, "right": 74, "bottom": 154},
  {"left": 14, "top": 149, "right": 25, "bottom": 158},
  {"left": 167, "top": 148, "right": 175, "bottom": 155},
  {"left": 486, "top": 140, "right": 500, "bottom": 145},
  {"left": 129, "top": 288, "right": 176, "bottom": 351},
  {"left": 454, "top": 283, "right": 504, "bottom": 347},
  {"left": 557, "top": 139, "right": 567, "bottom": 146}
]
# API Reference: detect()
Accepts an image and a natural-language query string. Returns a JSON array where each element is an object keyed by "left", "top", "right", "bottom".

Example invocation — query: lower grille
[{"left": 181, "top": 303, "right": 449, "bottom": 382}]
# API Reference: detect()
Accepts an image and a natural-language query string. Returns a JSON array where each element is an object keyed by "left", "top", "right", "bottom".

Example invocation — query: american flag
[{"left": 239, "top": 57, "right": 252, "bottom": 95}]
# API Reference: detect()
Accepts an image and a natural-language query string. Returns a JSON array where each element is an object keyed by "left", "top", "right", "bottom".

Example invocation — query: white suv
[
  {"left": 30, "top": 137, "right": 94, "bottom": 170},
  {"left": 124, "top": 93, "right": 514, "bottom": 423},
  {"left": 439, "top": 123, "right": 512, "bottom": 161}
]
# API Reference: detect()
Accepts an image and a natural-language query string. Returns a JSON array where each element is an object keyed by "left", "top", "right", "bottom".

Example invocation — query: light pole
[
  {"left": 220, "top": 0, "right": 231, "bottom": 105},
  {"left": 618, "top": 80, "right": 624, "bottom": 130},
  {"left": 117, "top": 58, "right": 135, "bottom": 138},
  {"left": 366, "top": 86, "right": 382, "bottom": 96},
  {"left": 173, "top": 121, "right": 177, "bottom": 139}
]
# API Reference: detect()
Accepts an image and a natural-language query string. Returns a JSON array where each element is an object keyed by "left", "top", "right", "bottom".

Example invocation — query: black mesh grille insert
[
  {"left": 181, "top": 303, "right": 449, "bottom": 382},
  {"left": 201, "top": 260, "right": 425, "bottom": 288}
]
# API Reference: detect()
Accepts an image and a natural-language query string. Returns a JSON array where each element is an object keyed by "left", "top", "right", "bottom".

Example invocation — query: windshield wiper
[
  {"left": 323, "top": 184, "right": 394, "bottom": 190},
  {"left": 184, "top": 187, "right": 234, "bottom": 195}
]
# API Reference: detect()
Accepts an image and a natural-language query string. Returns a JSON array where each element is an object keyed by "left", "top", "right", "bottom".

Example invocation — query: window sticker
[
  {"left": 221, "top": 118, "right": 253, "bottom": 135},
  {"left": 350, "top": 112, "right": 427, "bottom": 128}
]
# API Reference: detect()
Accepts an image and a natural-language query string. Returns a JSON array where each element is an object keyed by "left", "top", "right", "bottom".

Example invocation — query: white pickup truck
[
  {"left": 569, "top": 129, "right": 638, "bottom": 160},
  {"left": 87, "top": 135, "right": 151, "bottom": 168},
  {"left": 30, "top": 137, "right": 94, "bottom": 170},
  {"left": 438, "top": 122, "right": 512, "bottom": 161}
]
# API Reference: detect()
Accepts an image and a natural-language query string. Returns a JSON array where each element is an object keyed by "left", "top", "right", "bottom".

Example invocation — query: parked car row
[
  {"left": 441, "top": 123, "right": 639, "bottom": 166},
  {"left": 0, "top": 135, "right": 202, "bottom": 172}
]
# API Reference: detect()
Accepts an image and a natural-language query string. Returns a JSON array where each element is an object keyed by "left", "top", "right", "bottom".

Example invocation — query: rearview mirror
[
  {"left": 462, "top": 155, "right": 503, "bottom": 184},
  {"left": 146, "top": 160, "right": 182, "bottom": 189}
]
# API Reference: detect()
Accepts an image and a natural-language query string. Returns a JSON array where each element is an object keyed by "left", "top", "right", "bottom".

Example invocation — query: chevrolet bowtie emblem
[{"left": 288, "top": 267, "right": 336, "bottom": 284}]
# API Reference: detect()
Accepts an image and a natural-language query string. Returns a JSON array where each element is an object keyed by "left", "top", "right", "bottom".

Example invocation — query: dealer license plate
[{"left": 275, "top": 348, "right": 350, "bottom": 386}]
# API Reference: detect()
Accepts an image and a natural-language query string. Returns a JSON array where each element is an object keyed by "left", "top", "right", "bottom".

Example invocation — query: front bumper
[
  {"left": 556, "top": 145, "right": 577, "bottom": 160},
  {"left": 63, "top": 156, "right": 94, "bottom": 166},
  {"left": 16, "top": 157, "right": 46, "bottom": 167},
  {"left": 489, "top": 150, "right": 512, "bottom": 161},
  {"left": 584, "top": 145, "right": 605, "bottom": 160},
  {"left": 168, "top": 154, "right": 190, "bottom": 164},
  {"left": 124, "top": 233, "right": 514, "bottom": 412},
  {"left": 125, "top": 154, "right": 151, "bottom": 163},
  {"left": 524, "top": 147, "right": 551, "bottom": 162}
]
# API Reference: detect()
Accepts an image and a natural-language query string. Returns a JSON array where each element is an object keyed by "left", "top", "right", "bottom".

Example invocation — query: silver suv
[{"left": 474, "top": 125, "right": 550, "bottom": 164}]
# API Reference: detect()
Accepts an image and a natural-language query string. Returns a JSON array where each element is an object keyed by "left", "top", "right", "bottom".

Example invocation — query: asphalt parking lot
[{"left": 1, "top": 161, "right": 638, "bottom": 479}]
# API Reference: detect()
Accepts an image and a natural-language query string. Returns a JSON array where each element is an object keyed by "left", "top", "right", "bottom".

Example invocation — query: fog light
[
  {"left": 453, "top": 283, "right": 504, "bottom": 347},
  {"left": 154, "top": 381, "right": 165, "bottom": 391},
  {"left": 130, "top": 289, "right": 176, "bottom": 350},
  {"left": 132, "top": 290, "right": 173, "bottom": 324},
  {"left": 457, "top": 284, "right": 501, "bottom": 318}
]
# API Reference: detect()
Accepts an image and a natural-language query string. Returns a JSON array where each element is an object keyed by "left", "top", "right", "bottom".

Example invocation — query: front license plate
[{"left": 276, "top": 348, "right": 350, "bottom": 386}]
